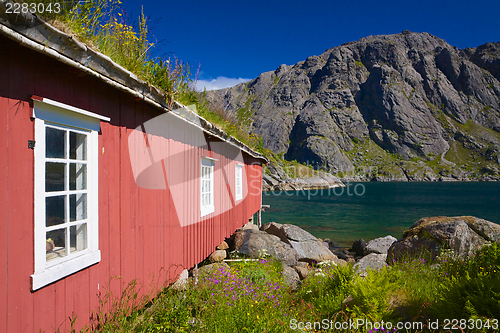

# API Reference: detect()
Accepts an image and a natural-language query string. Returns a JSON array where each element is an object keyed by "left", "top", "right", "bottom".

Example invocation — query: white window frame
[
  {"left": 31, "top": 97, "right": 109, "bottom": 291},
  {"left": 200, "top": 157, "right": 215, "bottom": 217},
  {"left": 235, "top": 163, "right": 243, "bottom": 201}
]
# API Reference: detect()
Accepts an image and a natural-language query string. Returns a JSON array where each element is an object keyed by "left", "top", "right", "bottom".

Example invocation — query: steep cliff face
[{"left": 206, "top": 32, "right": 500, "bottom": 180}]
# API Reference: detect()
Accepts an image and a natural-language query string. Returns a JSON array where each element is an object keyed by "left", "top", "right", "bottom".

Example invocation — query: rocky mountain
[{"left": 206, "top": 31, "right": 500, "bottom": 181}]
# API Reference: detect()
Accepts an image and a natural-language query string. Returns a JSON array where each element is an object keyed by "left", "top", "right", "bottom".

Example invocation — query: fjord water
[{"left": 261, "top": 182, "right": 500, "bottom": 247}]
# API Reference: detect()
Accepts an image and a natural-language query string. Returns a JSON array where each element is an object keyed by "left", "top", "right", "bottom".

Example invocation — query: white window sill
[
  {"left": 31, "top": 250, "right": 101, "bottom": 291},
  {"left": 201, "top": 205, "right": 215, "bottom": 217}
]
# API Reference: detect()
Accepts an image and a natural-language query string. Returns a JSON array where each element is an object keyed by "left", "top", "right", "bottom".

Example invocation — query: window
[
  {"left": 44, "top": 125, "right": 89, "bottom": 263},
  {"left": 235, "top": 163, "right": 243, "bottom": 201},
  {"left": 200, "top": 157, "right": 215, "bottom": 217},
  {"left": 31, "top": 97, "right": 109, "bottom": 291}
]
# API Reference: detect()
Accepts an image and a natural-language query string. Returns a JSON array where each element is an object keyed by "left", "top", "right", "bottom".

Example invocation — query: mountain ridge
[{"left": 206, "top": 31, "right": 500, "bottom": 181}]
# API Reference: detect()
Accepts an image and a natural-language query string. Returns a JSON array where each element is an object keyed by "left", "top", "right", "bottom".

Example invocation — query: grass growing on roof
[{"left": 22, "top": 0, "right": 264, "bottom": 152}]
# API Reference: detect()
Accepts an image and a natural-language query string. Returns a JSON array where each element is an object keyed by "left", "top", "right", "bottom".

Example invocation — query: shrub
[
  {"left": 297, "top": 263, "right": 355, "bottom": 317},
  {"left": 347, "top": 267, "right": 402, "bottom": 321},
  {"left": 431, "top": 243, "right": 500, "bottom": 321}
]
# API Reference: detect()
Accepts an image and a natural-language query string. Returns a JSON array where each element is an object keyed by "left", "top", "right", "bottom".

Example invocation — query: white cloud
[{"left": 195, "top": 76, "right": 251, "bottom": 91}]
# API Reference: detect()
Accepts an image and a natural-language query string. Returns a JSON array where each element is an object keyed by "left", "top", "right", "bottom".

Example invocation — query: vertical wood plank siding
[
  {"left": 0, "top": 36, "right": 263, "bottom": 332},
  {"left": 0, "top": 40, "right": 9, "bottom": 333}
]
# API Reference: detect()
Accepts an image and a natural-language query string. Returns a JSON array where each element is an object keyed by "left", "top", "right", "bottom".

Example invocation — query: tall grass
[
  {"left": 75, "top": 243, "right": 500, "bottom": 332},
  {"left": 22, "top": 0, "right": 264, "bottom": 152},
  {"left": 24, "top": 0, "right": 192, "bottom": 108}
]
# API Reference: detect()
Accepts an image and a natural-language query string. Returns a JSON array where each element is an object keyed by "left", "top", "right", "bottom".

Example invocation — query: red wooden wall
[{"left": 0, "top": 35, "right": 263, "bottom": 332}]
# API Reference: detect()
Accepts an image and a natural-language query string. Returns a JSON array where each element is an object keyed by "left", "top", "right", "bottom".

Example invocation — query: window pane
[
  {"left": 46, "top": 162, "right": 65, "bottom": 192},
  {"left": 46, "top": 195, "right": 65, "bottom": 227},
  {"left": 46, "top": 228, "right": 67, "bottom": 262},
  {"left": 46, "top": 127, "right": 66, "bottom": 159},
  {"left": 70, "top": 163, "right": 87, "bottom": 191},
  {"left": 70, "top": 132, "right": 87, "bottom": 160},
  {"left": 70, "top": 223, "right": 87, "bottom": 253},
  {"left": 70, "top": 193, "right": 87, "bottom": 222}
]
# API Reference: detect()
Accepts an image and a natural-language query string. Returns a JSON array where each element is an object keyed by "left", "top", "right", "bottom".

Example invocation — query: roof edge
[{"left": 0, "top": 4, "right": 268, "bottom": 163}]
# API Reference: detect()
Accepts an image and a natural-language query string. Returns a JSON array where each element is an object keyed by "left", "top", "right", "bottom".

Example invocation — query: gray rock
[
  {"left": 208, "top": 250, "right": 227, "bottom": 263},
  {"left": 282, "top": 265, "right": 300, "bottom": 290},
  {"left": 198, "top": 262, "right": 230, "bottom": 276},
  {"left": 233, "top": 229, "right": 299, "bottom": 266},
  {"left": 216, "top": 241, "right": 229, "bottom": 250},
  {"left": 260, "top": 222, "right": 290, "bottom": 243},
  {"left": 261, "top": 222, "right": 340, "bottom": 263},
  {"left": 354, "top": 254, "right": 388, "bottom": 277},
  {"left": 332, "top": 248, "right": 356, "bottom": 261},
  {"left": 238, "top": 222, "right": 259, "bottom": 231},
  {"left": 351, "top": 239, "right": 368, "bottom": 257},
  {"left": 295, "top": 261, "right": 310, "bottom": 268},
  {"left": 467, "top": 218, "right": 500, "bottom": 243},
  {"left": 171, "top": 269, "right": 189, "bottom": 290},
  {"left": 293, "top": 266, "right": 311, "bottom": 280},
  {"left": 281, "top": 224, "right": 318, "bottom": 242},
  {"left": 366, "top": 235, "right": 398, "bottom": 254},
  {"left": 387, "top": 216, "right": 500, "bottom": 263},
  {"left": 290, "top": 239, "right": 339, "bottom": 263}
]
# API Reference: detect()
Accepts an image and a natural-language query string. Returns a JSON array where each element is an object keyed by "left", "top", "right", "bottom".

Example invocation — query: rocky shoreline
[
  {"left": 263, "top": 160, "right": 499, "bottom": 193},
  {"left": 262, "top": 162, "right": 345, "bottom": 191},
  {"left": 174, "top": 216, "right": 500, "bottom": 289},
  {"left": 262, "top": 165, "right": 500, "bottom": 191}
]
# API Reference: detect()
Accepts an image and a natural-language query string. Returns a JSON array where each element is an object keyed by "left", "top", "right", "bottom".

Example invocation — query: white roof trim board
[{"left": 32, "top": 96, "right": 111, "bottom": 122}]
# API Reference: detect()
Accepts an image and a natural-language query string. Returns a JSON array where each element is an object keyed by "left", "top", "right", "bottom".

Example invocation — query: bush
[
  {"left": 297, "top": 263, "right": 355, "bottom": 317},
  {"left": 431, "top": 243, "right": 500, "bottom": 321},
  {"left": 347, "top": 267, "right": 403, "bottom": 321}
]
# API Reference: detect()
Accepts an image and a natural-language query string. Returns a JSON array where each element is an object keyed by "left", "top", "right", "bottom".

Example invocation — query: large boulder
[
  {"left": 290, "top": 239, "right": 340, "bottom": 263},
  {"left": 261, "top": 222, "right": 340, "bottom": 263},
  {"left": 261, "top": 221, "right": 317, "bottom": 243},
  {"left": 366, "top": 235, "right": 398, "bottom": 254},
  {"left": 233, "top": 229, "right": 299, "bottom": 266},
  {"left": 387, "top": 216, "right": 500, "bottom": 263},
  {"left": 354, "top": 254, "right": 388, "bottom": 277}
]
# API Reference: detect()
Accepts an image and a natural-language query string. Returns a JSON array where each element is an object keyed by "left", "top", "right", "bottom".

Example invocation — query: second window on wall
[
  {"left": 235, "top": 163, "right": 243, "bottom": 201},
  {"left": 201, "top": 158, "right": 215, "bottom": 217}
]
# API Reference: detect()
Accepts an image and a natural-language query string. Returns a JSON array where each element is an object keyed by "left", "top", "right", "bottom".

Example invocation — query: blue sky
[{"left": 120, "top": 0, "right": 500, "bottom": 90}]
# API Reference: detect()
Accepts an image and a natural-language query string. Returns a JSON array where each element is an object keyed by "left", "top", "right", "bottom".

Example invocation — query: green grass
[
  {"left": 23, "top": 0, "right": 266, "bottom": 154},
  {"left": 25, "top": 0, "right": 192, "bottom": 107},
  {"left": 76, "top": 243, "right": 500, "bottom": 332}
]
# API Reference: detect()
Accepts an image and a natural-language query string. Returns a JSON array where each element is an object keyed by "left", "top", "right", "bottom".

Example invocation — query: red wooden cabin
[{"left": 0, "top": 10, "right": 266, "bottom": 333}]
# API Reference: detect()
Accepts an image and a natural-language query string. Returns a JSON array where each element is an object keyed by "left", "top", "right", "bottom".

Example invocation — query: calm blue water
[{"left": 261, "top": 182, "right": 500, "bottom": 247}]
